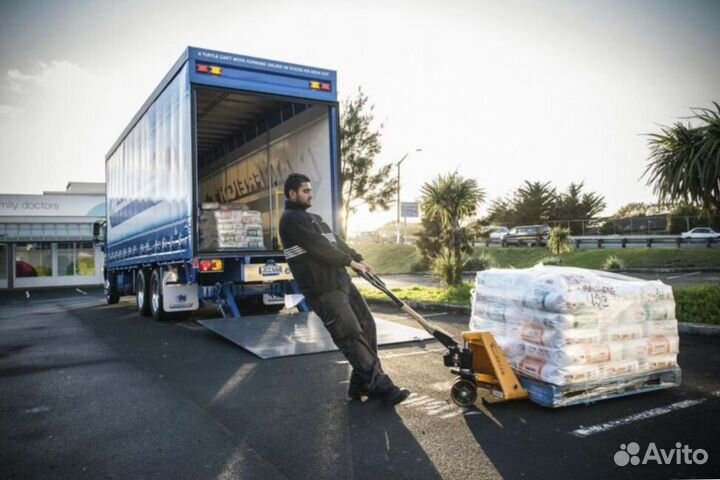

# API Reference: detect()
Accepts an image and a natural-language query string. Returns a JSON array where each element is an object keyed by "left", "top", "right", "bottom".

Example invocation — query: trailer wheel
[
  {"left": 450, "top": 378, "right": 478, "bottom": 407},
  {"left": 136, "top": 269, "right": 152, "bottom": 317},
  {"left": 104, "top": 275, "right": 120, "bottom": 305},
  {"left": 150, "top": 268, "right": 171, "bottom": 321}
]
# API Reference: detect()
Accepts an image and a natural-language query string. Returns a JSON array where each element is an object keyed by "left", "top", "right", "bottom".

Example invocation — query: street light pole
[{"left": 396, "top": 148, "right": 422, "bottom": 244}]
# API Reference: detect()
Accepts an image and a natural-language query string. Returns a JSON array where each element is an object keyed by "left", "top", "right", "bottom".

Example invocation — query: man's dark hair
[{"left": 284, "top": 173, "right": 311, "bottom": 198}]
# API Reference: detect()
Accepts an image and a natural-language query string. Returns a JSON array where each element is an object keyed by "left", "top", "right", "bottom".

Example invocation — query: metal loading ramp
[{"left": 199, "top": 312, "right": 433, "bottom": 359}]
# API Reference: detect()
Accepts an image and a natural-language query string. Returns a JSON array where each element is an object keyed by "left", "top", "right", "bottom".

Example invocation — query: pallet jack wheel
[{"left": 450, "top": 378, "right": 478, "bottom": 407}]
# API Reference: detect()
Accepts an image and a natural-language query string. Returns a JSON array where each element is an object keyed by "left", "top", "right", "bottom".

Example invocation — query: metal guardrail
[{"left": 570, "top": 235, "right": 720, "bottom": 248}]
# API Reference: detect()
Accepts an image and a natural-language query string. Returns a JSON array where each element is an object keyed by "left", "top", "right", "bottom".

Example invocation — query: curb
[{"left": 365, "top": 298, "right": 720, "bottom": 336}]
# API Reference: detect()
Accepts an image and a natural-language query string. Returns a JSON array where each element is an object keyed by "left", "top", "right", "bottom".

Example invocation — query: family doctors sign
[{"left": 0, "top": 195, "right": 105, "bottom": 218}]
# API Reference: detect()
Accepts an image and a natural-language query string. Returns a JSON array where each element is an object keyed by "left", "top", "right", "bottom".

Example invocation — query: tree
[
  {"left": 416, "top": 213, "right": 474, "bottom": 265},
  {"left": 666, "top": 202, "right": 704, "bottom": 234},
  {"left": 613, "top": 202, "right": 655, "bottom": 218},
  {"left": 512, "top": 181, "right": 556, "bottom": 225},
  {"left": 557, "top": 182, "right": 606, "bottom": 220},
  {"left": 420, "top": 172, "right": 485, "bottom": 285},
  {"left": 339, "top": 87, "right": 397, "bottom": 238},
  {"left": 553, "top": 182, "right": 607, "bottom": 234},
  {"left": 644, "top": 101, "right": 720, "bottom": 216},
  {"left": 485, "top": 180, "right": 605, "bottom": 231},
  {"left": 485, "top": 197, "right": 516, "bottom": 226},
  {"left": 416, "top": 214, "right": 443, "bottom": 264}
]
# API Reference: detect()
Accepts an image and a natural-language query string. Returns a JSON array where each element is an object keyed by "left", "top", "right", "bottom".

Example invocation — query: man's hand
[
  {"left": 361, "top": 262, "right": 375, "bottom": 274},
  {"left": 350, "top": 260, "right": 369, "bottom": 273}
]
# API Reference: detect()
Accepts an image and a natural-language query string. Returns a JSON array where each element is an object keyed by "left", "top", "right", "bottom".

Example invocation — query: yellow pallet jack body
[{"left": 448, "top": 331, "right": 529, "bottom": 407}]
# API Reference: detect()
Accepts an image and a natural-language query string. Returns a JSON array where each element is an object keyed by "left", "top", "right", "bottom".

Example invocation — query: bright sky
[{"left": 1, "top": 0, "right": 718, "bottom": 233}]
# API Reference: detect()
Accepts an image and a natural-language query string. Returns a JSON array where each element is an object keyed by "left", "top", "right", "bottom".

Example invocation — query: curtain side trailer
[{"left": 96, "top": 47, "right": 340, "bottom": 320}]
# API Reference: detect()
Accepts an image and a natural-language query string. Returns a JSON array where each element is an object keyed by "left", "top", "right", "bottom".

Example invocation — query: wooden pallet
[{"left": 519, "top": 368, "right": 682, "bottom": 408}]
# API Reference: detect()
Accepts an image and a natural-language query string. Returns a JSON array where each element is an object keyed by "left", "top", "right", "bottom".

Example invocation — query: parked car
[
  {"left": 502, "top": 225, "right": 551, "bottom": 247},
  {"left": 489, "top": 227, "right": 510, "bottom": 242},
  {"left": 680, "top": 227, "right": 720, "bottom": 239}
]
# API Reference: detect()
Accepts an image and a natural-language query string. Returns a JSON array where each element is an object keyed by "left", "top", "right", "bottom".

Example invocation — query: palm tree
[
  {"left": 644, "top": 102, "right": 720, "bottom": 216},
  {"left": 421, "top": 172, "right": 485, "bottom": 284}
]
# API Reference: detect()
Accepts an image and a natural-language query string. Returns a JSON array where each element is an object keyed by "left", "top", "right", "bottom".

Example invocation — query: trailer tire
[
  {"left": 136, "top": 269, "right": 152, "bottom": 317},
  {"left": 104, "top": 275, "right": 120, "bottom": 305},
  {"left": 150, "top": 268, "right": 172, "bottom": 321}
]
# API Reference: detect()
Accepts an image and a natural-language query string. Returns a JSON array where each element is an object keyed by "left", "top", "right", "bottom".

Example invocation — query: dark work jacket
[{"left": 279, "top": 200, "right": 363, "bottom": 297}]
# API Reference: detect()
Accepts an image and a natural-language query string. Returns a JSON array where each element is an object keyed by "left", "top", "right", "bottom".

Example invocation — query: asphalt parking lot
[{"left": 1, "top": 288, "right": 719, "bottom": 479}]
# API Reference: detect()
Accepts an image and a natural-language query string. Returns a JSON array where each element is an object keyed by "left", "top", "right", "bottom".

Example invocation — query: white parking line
[
  {"left": 440, "top": 410, "right": 463, "bottom": 419},
  {"left": 404, "top": 397, "right": 436, "bottom": 407},
  {"left": 571, "top": 398, "right": 707, "bottom": 437},
  {"left": 399, "top": 393, "right": 464, "bottom": 419}
]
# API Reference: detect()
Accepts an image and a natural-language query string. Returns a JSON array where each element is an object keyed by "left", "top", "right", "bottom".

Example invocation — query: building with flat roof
[{"left": 0, "top": 182, "right": 105, "bottom": 289}]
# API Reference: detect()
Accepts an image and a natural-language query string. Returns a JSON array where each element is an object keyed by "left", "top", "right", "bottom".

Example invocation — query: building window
[
  {"left": 58, "top": 242, "right": 95, "bottom": 276},
  {"left": 0, "top": 244, "right": 7, "bottom": 280},
  {"left": 58, "top": 242, "right": 74, "bottom": 276},
  {"left": 15, "top": 243, "right": 53, "bottom": 277},
  {"left": 77, "top": 242, "right": 95, "bottom": 275}
]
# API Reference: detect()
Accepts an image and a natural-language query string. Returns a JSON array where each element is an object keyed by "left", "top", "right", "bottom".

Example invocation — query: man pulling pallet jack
[
  {"left": 279, "top": 174, "right": 411, "bottom": 406},
  {"left": 280, "top": 173, "right": 526, "bottom": 408}
]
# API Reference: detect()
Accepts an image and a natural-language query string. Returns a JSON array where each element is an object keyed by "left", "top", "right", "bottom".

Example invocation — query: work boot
[
  {"left": 347, "top": 370, "right": 372, "bottom": 399},
  {"left": 370, "top": 374, "right": 411, "bottom": 406},
  {"left": 380, "top": 385, "right": 411, "bottom": 406},
  {"left": 347, "top": 381, "right": 372, "bottom": 400}
]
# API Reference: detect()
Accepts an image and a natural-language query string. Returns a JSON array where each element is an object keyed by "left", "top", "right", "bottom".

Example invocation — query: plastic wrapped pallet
[
  {"left": 199, "top": 203, "right": 264, "bottom": 250},
  {"left": 469, "top": 266, "right": 680, "bottom": 388}
]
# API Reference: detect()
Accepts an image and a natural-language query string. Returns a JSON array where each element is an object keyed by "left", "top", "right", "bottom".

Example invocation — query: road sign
[{"left": 401, "top": 202, "right": 419, "bottom": 218}]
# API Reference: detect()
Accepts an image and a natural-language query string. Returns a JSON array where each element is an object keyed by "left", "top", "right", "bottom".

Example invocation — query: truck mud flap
[{"left": 198, "top": 311, "right": 433, "bottom": 359}]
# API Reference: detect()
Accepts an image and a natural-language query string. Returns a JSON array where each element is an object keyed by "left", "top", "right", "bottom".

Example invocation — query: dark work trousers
[{"left": 305, "top": 281, "right": 393, "bottom": 392}]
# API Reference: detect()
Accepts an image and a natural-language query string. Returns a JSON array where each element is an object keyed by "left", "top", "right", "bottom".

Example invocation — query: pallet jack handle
[{"left": 356, "top": 270, "right": 460, "bottom": 351}]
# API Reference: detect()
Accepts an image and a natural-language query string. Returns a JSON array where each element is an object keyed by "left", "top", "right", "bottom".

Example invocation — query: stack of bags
[
  {"left": 470, "top": 266, "right": 679, "bottom": 387},
  {"left": 199, "top": 203, "right": 264, "bottom": 250}
]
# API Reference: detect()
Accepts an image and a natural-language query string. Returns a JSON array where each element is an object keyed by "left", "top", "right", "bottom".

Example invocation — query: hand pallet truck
[{"left": 358, "top": 271, "right": 528, "bottom": 407}]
